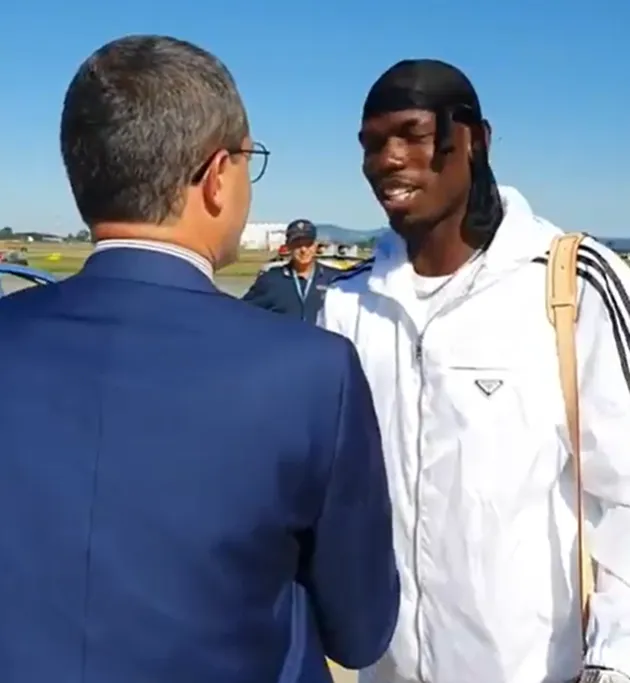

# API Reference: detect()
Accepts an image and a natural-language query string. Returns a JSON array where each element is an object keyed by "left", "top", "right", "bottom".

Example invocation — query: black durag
[{"left": 363, "top": 59, "right": 504, "bottom": 247}]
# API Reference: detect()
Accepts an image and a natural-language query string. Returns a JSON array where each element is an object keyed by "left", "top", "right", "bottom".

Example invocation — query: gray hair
[{"left": 60, "top": 34, "right": 248, "bottom": 225}]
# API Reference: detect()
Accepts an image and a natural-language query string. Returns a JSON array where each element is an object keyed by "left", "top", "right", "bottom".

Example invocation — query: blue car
[{"left": 0, "top": 263, "right": 57, "bottom": 298}]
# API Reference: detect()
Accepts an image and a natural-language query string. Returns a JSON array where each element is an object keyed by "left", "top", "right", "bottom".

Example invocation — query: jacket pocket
[{"left": 423, "top": 363, "right": 562, "bottom": 502}]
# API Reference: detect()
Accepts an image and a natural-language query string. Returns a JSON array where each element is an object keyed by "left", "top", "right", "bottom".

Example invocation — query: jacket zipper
[
  {"left": 411, "top": 287, "right": 476, "bottom": 680},
  {"left": 381, "top": 260, "right": 490, "bottom": 679},
  {"left": 414, "top": 329, "right": 425, "bottom": 681}
]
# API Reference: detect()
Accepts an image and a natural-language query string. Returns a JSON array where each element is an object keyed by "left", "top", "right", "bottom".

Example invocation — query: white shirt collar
[{"left": 93, "top": 239, "right": 214, "bottom": 282}]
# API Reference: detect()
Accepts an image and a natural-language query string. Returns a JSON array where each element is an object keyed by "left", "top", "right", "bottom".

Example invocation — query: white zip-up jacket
[{"left": 319, "top": 187, "right": 630, "bottom": 683}]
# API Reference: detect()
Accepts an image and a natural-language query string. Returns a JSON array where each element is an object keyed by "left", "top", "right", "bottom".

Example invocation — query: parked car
[
  {"left": 0, "top": 263, "right": 57, "bottom": 298},
  {"left": 0, "top": 248, "right": 29, "bottom": 266}
]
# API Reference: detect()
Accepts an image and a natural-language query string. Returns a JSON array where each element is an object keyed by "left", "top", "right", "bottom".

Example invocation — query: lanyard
[{"left": 291, "top": 267, "right": 316, "bottom": 305}]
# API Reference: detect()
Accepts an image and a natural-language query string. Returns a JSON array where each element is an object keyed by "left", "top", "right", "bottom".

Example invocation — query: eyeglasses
[
  {"left": 191, "top": 140, "right": 270, "bottom": 185},
  {"left": 242, "top": 141, "right": 270, "bottom": 183}
]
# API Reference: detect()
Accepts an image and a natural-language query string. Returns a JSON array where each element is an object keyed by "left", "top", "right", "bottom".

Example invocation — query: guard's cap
[{"left": 285, "top": 219, "right": 317, "bottom": 246}]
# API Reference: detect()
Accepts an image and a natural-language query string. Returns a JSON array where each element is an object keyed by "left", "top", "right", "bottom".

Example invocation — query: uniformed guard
[{"left": 242, "top": 219, "right": 339, "bottom": 322}]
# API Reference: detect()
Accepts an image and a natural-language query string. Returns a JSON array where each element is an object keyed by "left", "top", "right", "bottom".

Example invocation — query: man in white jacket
[{"left": 319, "top": 59, "right": 630, "bottom": 683}]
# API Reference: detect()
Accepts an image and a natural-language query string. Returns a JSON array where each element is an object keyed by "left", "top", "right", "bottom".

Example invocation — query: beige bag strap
[{"left": 546, "top": 233, "right": 594, "bottom": 646}]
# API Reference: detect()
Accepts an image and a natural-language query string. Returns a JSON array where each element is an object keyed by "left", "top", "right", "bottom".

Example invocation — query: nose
[{"left": 371, "top": 137, "right": 407, "bottom": 174}]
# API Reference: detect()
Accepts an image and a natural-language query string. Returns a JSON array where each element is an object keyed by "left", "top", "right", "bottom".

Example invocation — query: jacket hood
[{"left": 368, "top": 186, "right": 563, "bottom": 300}]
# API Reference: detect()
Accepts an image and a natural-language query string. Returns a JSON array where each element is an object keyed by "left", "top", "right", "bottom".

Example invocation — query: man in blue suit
[{"left": 0, "top": 35, "right": 399, "bottom": 683}]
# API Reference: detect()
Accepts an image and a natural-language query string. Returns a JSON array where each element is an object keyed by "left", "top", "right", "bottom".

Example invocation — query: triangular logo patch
[{"left": 474, "top": 379, "right": 503, "bottom": 396}]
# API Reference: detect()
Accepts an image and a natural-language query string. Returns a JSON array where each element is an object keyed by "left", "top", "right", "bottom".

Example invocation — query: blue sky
[{"left": 0, "top": 0, "right": 628, "bottom": 235}]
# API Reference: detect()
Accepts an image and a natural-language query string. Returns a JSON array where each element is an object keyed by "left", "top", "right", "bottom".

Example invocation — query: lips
[{"left": 376, "top": 183, "right": 420, "bottom": 212}]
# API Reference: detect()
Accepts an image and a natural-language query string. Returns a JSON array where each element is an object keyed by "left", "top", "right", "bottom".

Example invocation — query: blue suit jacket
[{"left": 0, "top": 248, "right": 399, "bottom": 683}]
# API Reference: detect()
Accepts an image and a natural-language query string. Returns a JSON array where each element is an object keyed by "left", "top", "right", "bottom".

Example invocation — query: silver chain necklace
[{"left": 415, "top": 248, "right": 484, "bottom": 299}]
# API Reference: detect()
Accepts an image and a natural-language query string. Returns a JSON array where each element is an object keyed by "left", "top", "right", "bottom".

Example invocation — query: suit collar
[
  {"left": 78, "top": 247, "right": 219, "bottom": 294},
  {"left": 93, "top": 238, "right": 214, "bottom": 282}
]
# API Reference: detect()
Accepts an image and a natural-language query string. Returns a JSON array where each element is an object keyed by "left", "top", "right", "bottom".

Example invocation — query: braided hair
[{"left": 363, "top": 59, "right": 503, "bottom": 248}]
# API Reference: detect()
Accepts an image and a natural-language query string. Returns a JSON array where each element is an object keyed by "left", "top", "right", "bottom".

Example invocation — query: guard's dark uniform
[{"left": 242, "top": 262, "right": 339, "bottom": 323}]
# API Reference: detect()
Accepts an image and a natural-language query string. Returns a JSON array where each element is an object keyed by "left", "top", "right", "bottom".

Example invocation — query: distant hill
[
  {"left": 598, "top": 237, "right": 630, "bottom": 253},
  {"left": 315, "top": 223, "right": 387, "bottom": 244}
]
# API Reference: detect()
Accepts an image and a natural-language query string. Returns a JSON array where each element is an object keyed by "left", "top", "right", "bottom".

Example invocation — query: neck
[
  {"left": 406, "top": 204, "right": 479, "bottom": 277},
  {"left": 91, "top": 222, "right": 217, "bottom": 266},
  {"left": 292, "top": 260, "right": 315, "bottom": 276}
]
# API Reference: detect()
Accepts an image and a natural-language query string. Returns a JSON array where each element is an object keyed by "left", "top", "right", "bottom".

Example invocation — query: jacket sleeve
[
  {"left": 301, "top": 339, "right": 399, "bottom": 669},
  {"left": 576, "top": 240, "right": 630, "bottom": 676},
  {"left": 241, "top": 271, "right": 274, "bottom": 310}
]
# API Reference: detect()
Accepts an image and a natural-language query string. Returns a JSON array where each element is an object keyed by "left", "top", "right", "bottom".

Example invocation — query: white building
[{"left": 240, "top": 222, "right": 287, "bottom": 250}]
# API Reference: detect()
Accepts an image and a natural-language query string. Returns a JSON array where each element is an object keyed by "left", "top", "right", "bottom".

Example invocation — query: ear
[
  {"left": 468, "top": 121, "right": 490, "bottom": 158},
  {"left": 483, "top": 119, "right": 492, "bottom": 150},
  {"left": 202, "top": 150, "right": 231, "bottom": 217}
]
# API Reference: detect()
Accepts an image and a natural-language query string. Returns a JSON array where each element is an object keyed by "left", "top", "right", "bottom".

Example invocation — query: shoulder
[
  {"left": 534, "top": 233, "right": 630, "bottom": 327},
  {"left": 317, "top": 263, "right": 342, "bottom": 278},
  {"left": 225, "top": 291, "right": 353, "bottom": 357},
  {"left": 575, "top": 236, "right": 630, "bottom": 317},
  {"left": 253, "top": 264, "right": 290, "bottom": 285},
  {"left": 530, "top": 232, "right": 628, "bottom": 282},
  {"left": 0, "top": 279, "right": 66, "bottom": 346},
  {"left": 317, "top": 259, "right": 376, "bottom": 337},
  {"left": 542, "top": 234, "right": 630, "bottom": 294},
  {"left": 255, "top": 264, "right": 280, "bottom": 279},
  {"left": 241, "top": 301, "right": 357, "bottom": 403},
  {"left": 0, "top": 277, "right": 58, "bottom": 313},
  {"left": 324, "top": 257, "right": 374, "bottom": 310},
  {"left": 576, "top": 235, "right": 629, "bottom": 274},
  {"left": 327, "top": 257, "right": 375, "bottom": 292}
]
